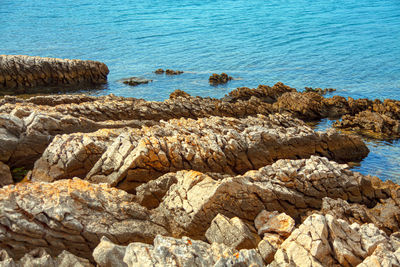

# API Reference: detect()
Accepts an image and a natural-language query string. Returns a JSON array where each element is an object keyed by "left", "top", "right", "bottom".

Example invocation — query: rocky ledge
[
  {"left": 0, "top": 55, "right": 109, "bottom": 91},
  {"left": 1, "top": 82, "right": 400, "bottom": 266}
]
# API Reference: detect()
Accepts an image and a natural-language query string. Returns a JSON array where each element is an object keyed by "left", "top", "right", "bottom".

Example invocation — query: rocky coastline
[{"left": 1, "top": 74, "right": 400, "bottom": 266}]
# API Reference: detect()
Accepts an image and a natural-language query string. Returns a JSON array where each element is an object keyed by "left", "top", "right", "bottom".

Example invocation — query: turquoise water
[{"left": 1, "top": 0, "right": 400, "bottom": 181}]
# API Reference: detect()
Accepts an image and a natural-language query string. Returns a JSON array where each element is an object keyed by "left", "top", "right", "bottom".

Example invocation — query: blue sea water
[{"left": 1, "top": 0, "right": 400, "bottom": 181}]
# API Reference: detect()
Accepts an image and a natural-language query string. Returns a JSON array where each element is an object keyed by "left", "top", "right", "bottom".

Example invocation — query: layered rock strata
[
  {"left": 0, "top": 55, "right": 109, "bottom": 90},
  {"left": 31, "top": 114, "right": 368, "bottom": 192},
  {"left": 0, "top": 179, "right": 168, "bottom": 260}
]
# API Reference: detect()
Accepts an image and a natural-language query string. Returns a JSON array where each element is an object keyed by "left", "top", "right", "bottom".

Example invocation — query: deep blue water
[{"left": 1, "top": 0, "right": 400, "bottom": 181}]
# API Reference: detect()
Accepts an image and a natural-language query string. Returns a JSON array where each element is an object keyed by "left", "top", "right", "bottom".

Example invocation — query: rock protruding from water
[
  {"left": 209, "top": 73, "right": 233, "bottom": 85},
  {"left": 304, "top": 87, "right": 336, "bottom": 95},
  {"left": 120, "top": 77, "right": 152, "bottom": 86},
  {"left": 0, "top": 55, "right": 109, "bottom": 90}
]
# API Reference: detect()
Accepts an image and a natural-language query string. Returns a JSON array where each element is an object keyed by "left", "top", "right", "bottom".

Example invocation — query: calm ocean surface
[{"left": 1, "top": 0, "right": 400, "bottom": 181}]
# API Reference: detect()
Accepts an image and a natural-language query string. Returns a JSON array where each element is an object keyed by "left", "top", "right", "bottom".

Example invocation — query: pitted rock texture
[
  {"left": 270, "top": 214, "right": 390, "bottom": 267},
  {"left": 334, "top": 110, "right": 400, "bottom": 138},
  {"left": 0, "top": 178, "right": 168, "bottom": 260},
  {"left": 83, "top": 114, "right": 368, "bottom": 193},
  {"left": 209, "top": 73, "right": 233, "bottom": 85},
  {"left": 205, "top": 214, "right": 261, "bottom": 250},
  {"left": 155, "top": 156, "right": 383, "bottom": 240},
  {"left": 223, "top": 82, "right": 296, "bottom": 103},
  {"left": 254, "top": 210, "right": 295, "bottom": 237},
  {"left": 104, "top": 235, "right": 265, "bottom": 267},
  {"left": 31, "top": 128, "right": 126, "bottom": 182},
  {"left": 0, "top": 162, "right": 13, "bottom": 186},
  {"left": 0, "top": 248, "right": 93, "bottom": 267},
  {"left": 0, "top": 111, "right": 150, "bottom": 168},
  {"left": 0, "top": 55, "right": 109, "bottom": 90}
]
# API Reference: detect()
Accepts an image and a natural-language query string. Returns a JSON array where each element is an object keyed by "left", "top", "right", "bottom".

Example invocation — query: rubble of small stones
[
  {"left": 2, "top": 80, "right": 400, "bottom": 266},
  {"left": 120, "top": 77, "right": 152, "bottom": 86},
  {"left": 0, "top": 55, "right": 109, "bottom": 91},
  {"left": 209, "top": 73, "right": 233, "bottom": 85}
]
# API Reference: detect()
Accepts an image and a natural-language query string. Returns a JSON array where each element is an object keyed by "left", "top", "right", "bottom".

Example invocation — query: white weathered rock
[
  {"left": 93, "top": 236, "right": 127, "bottom": 267},
  {"left": 270, "top": 214, "right": 389, "bottom": 267},
  {"left": 254, "top": 210, "right": 295, "bottom": 237},
  {"left": 205, "top": 214, "right": 260, "bottom": 250},
  {"left": 258, "top": 239, "right": 276, "bottom": 264}
]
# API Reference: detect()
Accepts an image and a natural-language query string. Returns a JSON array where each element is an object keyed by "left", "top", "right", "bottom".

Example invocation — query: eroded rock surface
[
  {"left": 0, "top": 179, "right": 168, "bottom": 260},
  {"left": 155, "top": 156, "right": 382, "bottom": 239},
  {"left": 82, "top": 115, "right": 368, "bottom": 193},
  {"left": 0, "top": 55, "right": 109, "bottom": 90},
  {"left": 120, "top": 77, "right": 152, "bottom": 86},
  {"left": 270, "top": 214, "right": 390, "bottom": 267},
  {"left": 209, "top": 73, "right": 233, "bottom": 85}
]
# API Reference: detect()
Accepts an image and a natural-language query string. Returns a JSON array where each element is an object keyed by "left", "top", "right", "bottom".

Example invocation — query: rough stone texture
[
  {"left": 334, "top": 110, "right": 400, "bottom": 138},
  {"left": 165, "top": 69, "right": 183, "bottom": 75},
  {"left": 223, "top": 82, "right": 296, "bottom": 103},
  {"left": 0, "top": 162, "right": 13, "bottom": 186},
  {"left": 93, "top": 236, "right": 127, "bottom": 267},
  {"left": 205, "top": 214, "right": 260, "bottom": 250},
  {"left": 320, "top": 196, "right": 400, "bottom": 235},
  {"left": 0, "top": 248, "right": 93, "bottom": 267},
  {"left": 258, "top": 239, "right": 276, "bottom": 264},
  {"left": 358, "top": 243, "right": 400, "bottom": 267},
  {"left": 31, "top": 128, "right": 126, "bottom": 182},
  {"left": 83, "top": 114, "right": 368, "bottom": 193},
  {"left": 155, "top": 156, "right": 383, "bottom": 240},
  {"left": 254, "top": 210, "right": 295, "bottom": 237},
  {"left": 0, "top": 110, "right": 153, "bottom": 168},
  {"left": 0, "top": 55, "right": 109, "bottom": 90},
  {"left": 122, "top": 235, "right": 265, "bottom": 267},
  {"left": 0, "top": 178, "right": 168, "bottom": 260},
  {"left": 209, "top": 73, "right": 233, "bottom": 85},
  {"left": 270, "top": 214, "right": 389, "bottom": 267}
]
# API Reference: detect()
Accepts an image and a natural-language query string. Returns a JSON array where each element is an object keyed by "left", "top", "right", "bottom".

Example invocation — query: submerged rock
[
  {"left": 0, "top": 55, "right": 109, "bottom": 90},
  {"left": 120, "top": 77, "right": 152, "bottom": 86},
  {"left": 209, "top": 73, "right": 233, "bottom": 85},
  {"left": 165, "top": 69, "right": 183, "bottom": 75},
  {"left": 304, "top": 87, "right": 336, "bottom": 95}
]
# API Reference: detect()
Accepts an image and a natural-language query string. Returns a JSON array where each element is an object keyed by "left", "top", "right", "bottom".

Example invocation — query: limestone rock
[
  {"left": 209, "top": 73, "right": 233, "bottom": 85},
  {"left": 0, "top": 178, "right": 168, "bottom": 260},
  {"left": 55, "top": 250, "right": 93, "bottom": 267},
  {"left": 93, "top": 236, "right": 127, "bottom": 267},
  {"left": 205, "top": 214, "right": 260, "bottom": 250},
  {"left": 155, "top": 156, "right": 381, "bottom": 240},
  {"left": 257, "top": 239, "right": 276, "bottom": 264},
  {"left": 0, "top": 55, "right": 109, "bottom": 90},
  {"left": 254, "top": 210, "right": 295, "bottom": 237},
  {"left": 165, "top": 69, "right": 183, "bottom": 75},
  {"left": 85, "top": 115, "right": 368, "bottom": 193},
  {"left": 154, "top": 69, "right": 164, "bottom": 74},
  {"left": 31, "top": 129, "right": 125, "bottom": 182},
  {"left": 0, "top": 250, "right": 17, "bottom": 267},
  {"left": 0, "top": 162, "right": 13, "bottom": 186},
  {"left": 270, "top": 214, "right": 389, "bottom": 267},
  {"left": 122, "top": 235, "right": 265, "bottom": 267},
  {"left": 18, "top": 248, "right": 54, "bottom": 267},
  {"left": 304, "top": 87, "right": 336, "bottom": 95},
  {"left": 358, "top": 244, "right": 400, "bottom": 267},
  {"left": 334, "top": 110, "right": 400, "bottom": 138}
]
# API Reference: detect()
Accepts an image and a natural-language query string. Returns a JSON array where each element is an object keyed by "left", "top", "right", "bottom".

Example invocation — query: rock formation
[
  {"left": 0, "top": 55, "right": 109, "bottom": 91},
  {"left": 0, "top": 162, "right": 13, "bottom": 186},
  {"left": 304, "top": 87, "right": 336, "bottom": 95},
  {"left": 209, "top": 73, "right": 233, "bottom": 85},
  {"left": 119, "top": 77, "right": 152, "bottom": 86},
  {"left": 0, "top": 179, "right": 168, "bottom": 260},
  {"left": 30, "top": 114, "right": 368, "bottom": 192}
]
